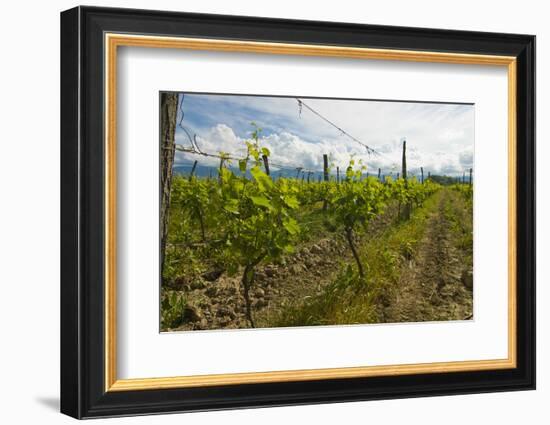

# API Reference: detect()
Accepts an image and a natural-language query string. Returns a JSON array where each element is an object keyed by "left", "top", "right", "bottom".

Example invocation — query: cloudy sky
[{"left": 173, "top": 93, "right": 474, "bottom": 177}]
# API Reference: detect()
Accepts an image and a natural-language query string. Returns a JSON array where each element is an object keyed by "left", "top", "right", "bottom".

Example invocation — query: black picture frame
[{"left": 61, "top": 5, "right": 535, "bottom": 419}]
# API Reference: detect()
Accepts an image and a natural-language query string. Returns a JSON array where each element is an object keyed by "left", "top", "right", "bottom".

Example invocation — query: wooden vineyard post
[
  {"left": 469, "top": 168, "right": 473, "bottom": 186},
  {"left": 378, "top": 167, "right": 381, "bottom": 182},
  {"left": 421, "top": 166, "right": 424, "bottom": 184},
  {"left": 337, "top": 166, "right": 340, "bottom": 184},
  {"left": 401, "top": 139, "right": 410, "bottom": 220},
  {"left": 262, "top": 154, "right": 270, "bottom": 176},
  {"left": 402, "top": 139, "right": 407, "bottom": 184},
  {"left": 189, "top": 160, "right": 198, "bottom": 181},
  {"left": 160, "top": 92, "right": 179, "bottom": 283},
  {"left": 218, "top": 157, "right": 225, "bottom": 183},
  {"left": 323, "top": 154, "right": 329, "bottom": 210}
]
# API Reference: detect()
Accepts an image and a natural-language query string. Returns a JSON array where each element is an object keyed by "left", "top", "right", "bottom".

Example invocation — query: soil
[{"left": 379, "top": 190, "right": 473, "bottom": 323}]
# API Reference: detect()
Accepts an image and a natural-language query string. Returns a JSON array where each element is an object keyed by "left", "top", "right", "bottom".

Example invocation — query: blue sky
[{"left": 173, "top": 93, "right": 474, "bottom": 176}]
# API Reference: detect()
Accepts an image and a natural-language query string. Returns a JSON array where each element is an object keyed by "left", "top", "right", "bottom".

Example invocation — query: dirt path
[{"left": 380, "top": 190, "right": 473, "bottom": 323}]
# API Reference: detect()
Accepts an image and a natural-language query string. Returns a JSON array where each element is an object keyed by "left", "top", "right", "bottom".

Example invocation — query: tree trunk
[
  {"left": 160, "top": 93, "right": 179, "bottom": 283},
  {"left": 345, "top": 227, "right": 365, "bottom": 279},
  {"left": 242, "top": 264, "right": 256, "bottom": 328}
]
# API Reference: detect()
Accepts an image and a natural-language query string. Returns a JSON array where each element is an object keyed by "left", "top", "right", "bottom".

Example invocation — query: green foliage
[
  {"left": 160, "top": 290, "right": 188, "bottom": 329},
  {"left": 451, "top": 183, "right": 473, "bottom": 204},
  {"left": 328, "top": 160, "right": 388, "bottom": 280},
  {"left": 387, "top": 177, "right": 438, "bottom": 208},
  {"left": 448, "top": 184, "right": 474, "bottom": 251},
  {"left": 218, "top": 162, "right": 301, "bottom": 275},
  {"left": 331, "top": 165, "right": 389, "bottom": 231},
  {"left": 199, "top": 124, "right": 303, "bottom": 326}
]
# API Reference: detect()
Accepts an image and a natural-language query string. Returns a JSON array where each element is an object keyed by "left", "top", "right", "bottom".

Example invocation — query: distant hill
[
  {"left": 173, "top": 164, "right": 329, "bottom": 181},
  {"left": 173, "top": 165, "right": 469, "bottom": 184},
  {"left": 428, "top": 174, "right": 471, "bottom": 185}
]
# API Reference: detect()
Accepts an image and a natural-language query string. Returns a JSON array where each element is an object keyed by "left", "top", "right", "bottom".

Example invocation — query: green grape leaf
[
  {"left": 250, "top": 166, "right": 274, "bottom": 191},
  {"left": 238, "top": 159, "right": 247, "bottom": 173},
  {"left": 250, "top": 195, "right": 273, "bottom": 210},
  {"left": 282, "top": 217, "right": 300, "bottom": 235}
]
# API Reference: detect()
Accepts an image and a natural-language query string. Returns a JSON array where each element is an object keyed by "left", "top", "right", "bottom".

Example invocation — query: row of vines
[{"left": 162, "top": 127, "right": 440, "bottom": 328}]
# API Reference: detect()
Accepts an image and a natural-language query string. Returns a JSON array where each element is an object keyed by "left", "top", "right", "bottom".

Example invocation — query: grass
[{"left": 443, "top": 189, "right": 473, "bottom": 278}]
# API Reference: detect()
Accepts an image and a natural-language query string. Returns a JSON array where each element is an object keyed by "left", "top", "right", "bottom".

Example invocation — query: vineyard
[{"left": 160, "top": 124, "right": 473, "bottom": 331}]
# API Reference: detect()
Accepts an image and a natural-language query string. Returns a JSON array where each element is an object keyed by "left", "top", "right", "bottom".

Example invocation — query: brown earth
[{"left": 378, "top": 190, "right": 473, "bottom": 323}]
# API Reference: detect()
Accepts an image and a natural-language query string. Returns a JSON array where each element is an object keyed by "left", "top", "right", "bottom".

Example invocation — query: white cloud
[{"left": 175, "top": 95, "right": 475, "bottom": 176}]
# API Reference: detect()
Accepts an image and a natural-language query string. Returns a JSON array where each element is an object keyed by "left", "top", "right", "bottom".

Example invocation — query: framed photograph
[{"left": 60, "top": 6, "right": 535, "bottom": 419}]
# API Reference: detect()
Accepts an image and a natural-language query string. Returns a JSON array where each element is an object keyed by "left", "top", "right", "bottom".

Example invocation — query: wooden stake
[
  {"left": 189, "top": 160, "right": 198, "bottom": 181},
  {"left": 323, "top": 154, "right": 329, "bottom": 210},
  {"left": 218, "top": 157, "right": 225, "bottom": 183},
  {"left": 262, "top": 154, "right": 270, "bottom": 176},
  {"left": 402, "top": 139, "right": 407, "bottom": 184},
  {"left": 401, "top": 139, "right": 410, "bottom": 220}
]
